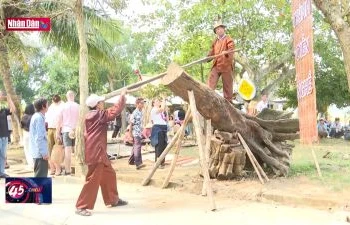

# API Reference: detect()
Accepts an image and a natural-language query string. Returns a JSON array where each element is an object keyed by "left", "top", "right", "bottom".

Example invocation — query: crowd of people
[{"left": 317, "top": 117, "right": 350, "bottom": 140}]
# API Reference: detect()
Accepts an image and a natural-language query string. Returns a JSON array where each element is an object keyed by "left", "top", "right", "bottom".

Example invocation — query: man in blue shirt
[
  {"left": 30, "top": 98, "right": 49, "bottom": 177},
  {"left": 317, "top": 118, "right": 329, "bottom": 139}
]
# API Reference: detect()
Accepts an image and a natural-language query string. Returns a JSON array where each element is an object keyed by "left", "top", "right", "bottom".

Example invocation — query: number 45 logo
[{"left": 6, "top": 182, "right": 27, "bottom": 199}]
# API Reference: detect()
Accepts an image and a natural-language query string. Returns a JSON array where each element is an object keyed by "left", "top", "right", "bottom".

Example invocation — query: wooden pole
[
  {"left": 188, "top": 90, "right": 216, "bottom": 211},
  {"left": 201, "top": 119, "right": 212, "bottom": 196},
  {"left": 238, "top": 133, "right": 269, "bottom": 182},
  {"left": 237, "top": 133, "right": 265, "bottom": 184},
  {"left": 141, "top": 125, "right": 181, "bottom": 186},
  {"left": 104, "top": 49, "right": 241, "bottom": 99},
  {"left": 162, "top": 108, "right": 192, "bottom": 188},
  {"left": 311, "top": 148, "right": 322, "bottom": 178},
  {"left": 204, "top": 119, "right": 211, "bottom": 163}
]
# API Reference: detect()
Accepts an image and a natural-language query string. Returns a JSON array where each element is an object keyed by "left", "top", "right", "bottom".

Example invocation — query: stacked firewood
[{"left": 209, "top": 131, "right": 246, "bottom": 180}]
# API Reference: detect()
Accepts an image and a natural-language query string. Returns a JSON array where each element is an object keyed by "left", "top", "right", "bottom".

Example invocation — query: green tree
[
  {"left": 127, "top": 0, "right": 295, "bottom": 94},
  {"left": 277, "top": 14, "right": 350, "bottom": 113},
  {"left": 313, "top": 0, "right": 350, "bottom": 91},
  {"left": 36, "top": 50, "right": 79, "bottom": 98},
  {"left": 0, "top": 0, "right": 124, "bottom": 143}
]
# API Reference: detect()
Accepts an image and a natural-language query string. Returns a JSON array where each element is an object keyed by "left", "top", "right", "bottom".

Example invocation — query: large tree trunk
[
  {"left": 0, "top": 36, "right": 21, "bottom": 144},
  {"left": 313, "top": 0, "right": 350, "bottom": 90},
  {"left": 163, "top": 63, "right": 299, "bottom": 176},
  {"left": 74, "top": 0, "right": 88, "bottom": 177}
]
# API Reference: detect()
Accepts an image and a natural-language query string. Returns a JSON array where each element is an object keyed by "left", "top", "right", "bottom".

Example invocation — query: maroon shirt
[{"left": 84, "top": 96, "right": 126, "bottom": 165}]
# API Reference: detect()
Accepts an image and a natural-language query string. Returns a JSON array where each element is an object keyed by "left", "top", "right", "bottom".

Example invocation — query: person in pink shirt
[{"left": 56, "top": 90, "right": 80, "bottom": 175}]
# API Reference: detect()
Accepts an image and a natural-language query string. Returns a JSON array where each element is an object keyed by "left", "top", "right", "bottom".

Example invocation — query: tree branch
[
  {"left": 341, "top": 0, "right": 350, "bottom": 17},
  {"left": 261, "top": 67, "right": 295, "bottom": 94},
  {"left": 234, "top": 52, "right": 257, "bottom": 79},
  {"left": 257, "top": 47, "right": 293, "bottom": 84}
]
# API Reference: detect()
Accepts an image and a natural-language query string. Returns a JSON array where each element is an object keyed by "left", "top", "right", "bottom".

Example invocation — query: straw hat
[{"left": 213, "top": 19, "right": 226, "bottom": 33}]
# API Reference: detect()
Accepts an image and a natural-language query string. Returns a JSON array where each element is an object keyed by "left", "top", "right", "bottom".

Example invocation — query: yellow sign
[{"left": 237, "top": 78, "right": 256, "bottom": 100}]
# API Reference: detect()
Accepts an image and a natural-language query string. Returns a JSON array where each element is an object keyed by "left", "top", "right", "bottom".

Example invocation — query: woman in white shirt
[
  {"left": 150, "top": 97, "right": 168, "bottom": 168},
  {"left": 20, "top": 104, "right": 35, "bottom": 170}
]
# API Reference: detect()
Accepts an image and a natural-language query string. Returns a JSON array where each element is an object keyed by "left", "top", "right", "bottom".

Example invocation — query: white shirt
[
  {"left": 7, "top": 115, "right": 12, "bottom": 130},
  {"left": 151, "top": 107, "right": 167, "bottom": 125},
  {"left": 256, "top": 100, "right": 268, "bottom": 113},
  {"left": 45, "top": 102, "right": 64, "bottom": 128},
  {"left": 174, "top": 110, "right": 179, "bottom": 121}
]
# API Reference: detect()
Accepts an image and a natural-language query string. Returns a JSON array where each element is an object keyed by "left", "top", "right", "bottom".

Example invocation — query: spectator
[
  {"left": 123, "top": 125, "right": 133, "bottom": 146},
  {"left": 256, "top": 93, "right": 268, "bottom": 113},
  {"left": 317, "top": 118, "right": 328, "bottom": 139},
  {"left": 20, "top": 103, "right": 35, "bottom": 170},
  {"left": 344, "top": 120, "right": 350, "bottom": 141},
  {"left": 150, "top": 97, "right": 168, "bottom": 169},
  {"left": 30, "top": 98, "right": 49, "bottom": 177},
  {"left": 112, "top": 115, "right": 122, "bottom": 139},
  {"left": 46, "top": 94, "right": 64, "bottom": 175},
  {"left": 56, "top": 91, "right": 79, "bottom": 175},
  {"left": 329, "top": 117, "right": 343, "bottom": 138},
  {"left": 0, "top": 105, "right": 11, "bottom": 178},
  {"left": 7, "top": 115, "right": 12, "bottom": 143},
  {"left": 128, "top": 97, "right": 146, "bottom": 169}
]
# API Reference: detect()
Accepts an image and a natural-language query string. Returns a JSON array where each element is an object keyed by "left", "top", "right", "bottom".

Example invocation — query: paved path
[{"left": 0, "top": 177, "right": 349, "bottom": 225}]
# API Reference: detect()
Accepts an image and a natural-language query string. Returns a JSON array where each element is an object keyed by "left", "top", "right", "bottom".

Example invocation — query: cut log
[
  {"left": 163, "top": 63, "right": 299, "bottom": 176},
  {"left": 208, "top": 136, "right": 246, "bottom": 180}
]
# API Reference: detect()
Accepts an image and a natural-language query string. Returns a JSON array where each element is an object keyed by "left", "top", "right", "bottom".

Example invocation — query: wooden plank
[
  {"left": 162, "top": 108, "right": 192, "bottom": 188},
  {"left": 188, "top": 90, "right": 216, "bottom": 211},
  {"left": 141, "top": 124, "right": 181, "bottom": 186}
]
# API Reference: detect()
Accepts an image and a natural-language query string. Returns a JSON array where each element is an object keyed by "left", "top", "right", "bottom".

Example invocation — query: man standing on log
[{"left": 207, "top": 19, "right": 235, "bottom": 102}]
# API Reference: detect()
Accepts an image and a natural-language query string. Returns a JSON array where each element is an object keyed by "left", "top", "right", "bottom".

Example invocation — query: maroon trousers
[
  {"left": 76, "top": 163, "right": 119, "bottom": 210},
  {"left": 208, "top": 67, "right": 233, "bottom": 101}
]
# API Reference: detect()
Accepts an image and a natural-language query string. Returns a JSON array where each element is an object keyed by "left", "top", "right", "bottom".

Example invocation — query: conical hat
[{"left": 213, "top": 20, "right": 226, "bottom": 33}]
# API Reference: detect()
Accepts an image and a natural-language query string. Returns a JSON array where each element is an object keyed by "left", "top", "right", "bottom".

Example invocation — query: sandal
[
  {"left": 55, "top": 171, "right": 62, "bottom": 176},
  {"left": 108, "top": 199, "right": 128, "bottom": 207},
  {"left": 75, "top": 209, "right": 91, "bottom": 216}
]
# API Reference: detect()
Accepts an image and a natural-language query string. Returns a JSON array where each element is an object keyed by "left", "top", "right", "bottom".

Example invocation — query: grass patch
[
  {"left": 289, "top": 138, "right": 350, "bottom": 190},
  {"left": 171, "top": 139, "right": 350, "bottom": 191}
]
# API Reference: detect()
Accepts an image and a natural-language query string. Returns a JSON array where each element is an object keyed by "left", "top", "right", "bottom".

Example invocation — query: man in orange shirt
[{"left": 207, "top": 20, "right": 235, "bottom": 102}]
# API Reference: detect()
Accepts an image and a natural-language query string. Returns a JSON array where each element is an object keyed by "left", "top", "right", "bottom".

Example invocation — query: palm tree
[{"left": 0, "top": 0, "right": 123, "bottom": 174}]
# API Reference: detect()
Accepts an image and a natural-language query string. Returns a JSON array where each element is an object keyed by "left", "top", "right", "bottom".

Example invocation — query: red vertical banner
[{"left": 292, "top": 0, "right": 318, "bottom": 144}]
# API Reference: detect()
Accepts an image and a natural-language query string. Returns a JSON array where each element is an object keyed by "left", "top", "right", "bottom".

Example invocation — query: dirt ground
[
  {"left": 2, "top": 177, "right": 350, "bottom": 225},
  {"left": 5, "top": 139, "right": 350, "bottom": 212}
]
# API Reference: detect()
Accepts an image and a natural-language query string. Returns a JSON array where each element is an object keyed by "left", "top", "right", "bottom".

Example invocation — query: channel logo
[
  {"left": 5, "top": 18, "right": 51, "bottom": 31},
  {"left": 5, "top": 177, "right": 52, "bottom": 204}
]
